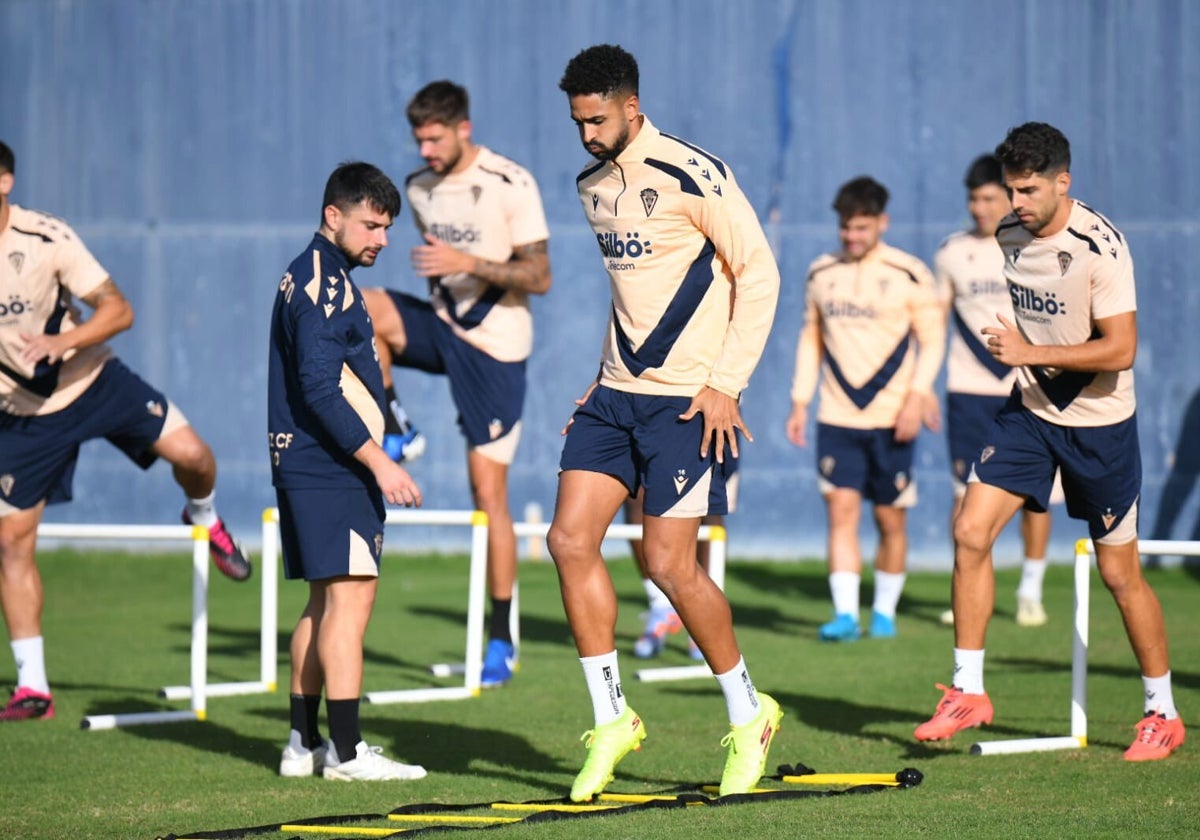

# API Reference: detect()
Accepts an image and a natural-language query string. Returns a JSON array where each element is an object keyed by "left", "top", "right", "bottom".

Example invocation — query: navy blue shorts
[
  {"left": 946, "top": 392, "right": 1009, "bottom": 485},
  {"left": 973, "top": 396, "right": 1141, "bottom": 540},
  {"left": 815, "top": 423, "right": 916, "bottom": 506},
  {"left": 0, "top": 359, "right": 172, "bottom": 512},
  {"left": 276, "top": 485, "right": 385, "bottom": 581},
  {"left": 559, "top": 385, "right": 735, "bottom": 518},
  {"left": 388, "top": 291, "right": 525, "bottom": 449}
]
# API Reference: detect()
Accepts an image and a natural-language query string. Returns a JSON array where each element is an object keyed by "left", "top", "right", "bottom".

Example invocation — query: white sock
[
  {"left": 186, "top": 491, "right": 218, "bottom": 528},
  {"left": 714, "top": 657, "right": 760, "bottom": 726},
  {"left": 642, "top": 578, "right": 671, "bottom": 613},
  {"left": 580, "top": 651, "right": 626, "bottom": 726},
  {"left": 1143, "top": 672, "right": 1178, "bottom": 719},
  {"left": 953, "top": 647, "right": 986, "bottom": 695},
  {"left": 1016, "top": 558, "right": 1047, "bottom": 602},
  {"left": 829, "top": 571, "right": 860, "bottom": 618},
  {"left": 871, "top": 571, "right": 907, "bottom": 618},
  {"left": 12, "top": 636, "right": 49, "bottom": 694}
]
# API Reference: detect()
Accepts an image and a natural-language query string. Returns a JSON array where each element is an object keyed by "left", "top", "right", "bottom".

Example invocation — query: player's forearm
[
  {"left": 470, "top": 241, "right": 551, "bottom": 294},
  {"left": 789, "top": 320, "right": 822, "bottom": 404},
  {"left": 64, "top": 294, "right": 134, "bottom": 351},
  {"left": 1021, "top": 334, "right": 1136, "bottom": 373}
]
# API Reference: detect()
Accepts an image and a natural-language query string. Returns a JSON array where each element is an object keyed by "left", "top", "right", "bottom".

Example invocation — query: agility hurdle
[
  {"left": 971, "top": 538, "right": 1200, "bottom": 756},
  {"left": 260, "top": 508, "right": 491, "bottom": 705},
  {"left": 35, "top": 522, "right": 210, "bottom": 729},
  {"left": 158, "top": 508, "right": 279, "bottom": 702}
]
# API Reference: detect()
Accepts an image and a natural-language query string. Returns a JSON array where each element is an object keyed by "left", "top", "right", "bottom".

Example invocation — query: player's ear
[
  {"left": 622, "top": 93, "right": 640, "bottom": 121},
  {"left": 323, "top": 203, "right": 342, "bottom": 232},
  {"left": 456, "top": 119, "right": 472, "bottom": 144},
  {"left": 0, "top": 170, "right": 12, "bottom": 198},
  {"left": 1056, "top": 170, "right": 1071, "bottom": 197},
  {"left": 877, "top": 213, "right": 890, "bottom": 235}
]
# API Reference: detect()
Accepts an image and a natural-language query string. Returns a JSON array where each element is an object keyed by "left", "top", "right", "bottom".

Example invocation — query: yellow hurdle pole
[
  {"left": 280, "top": 826, "right": 402, "bottom": 837},
  {"left": 781, "top": 773, "right": 901, "bottom": 786},
  {"left": 598, "top": 792, "right": 705, "bottom": 805},
  {"left": 387, "top": 814, "right": 521, "bottom": 825},
  {"left": 491, "top": 803, "right": 619, "bottom": 813}
]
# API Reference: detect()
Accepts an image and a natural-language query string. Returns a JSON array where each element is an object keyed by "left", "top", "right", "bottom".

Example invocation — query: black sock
[
  {"left": 289, "top": 694, "right": 322, "bottom": 749},
  {"left": 326, "top": 698, "right": 362, "bottom": 763},
  {"left": 489, "top": 598, "right": 512, "bottom": 643},
  {"left": 383, "top": 385, "right": 408, "bottom": 435}
]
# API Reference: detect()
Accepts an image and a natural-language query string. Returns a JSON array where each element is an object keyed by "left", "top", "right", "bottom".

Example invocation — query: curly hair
[
  {"left": 995, "top": 122, "right": 1071, "bottom": 175},
  {"left": 833, "top": 176, "right": 889, "bottom": 220},
  {"left": 559, "top": 44, "right": 639, "bottom": 98}
]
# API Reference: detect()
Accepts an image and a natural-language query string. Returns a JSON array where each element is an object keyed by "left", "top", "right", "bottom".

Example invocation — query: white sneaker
[
  {"left": 1016, "top": 597, "right": 1047, "bottom": 627},
  {"left": 323, "top": 740, "right": 427, "bottom": 781},
  {"left": 280, "top": 739, "right": 328, "bottom": 777}
]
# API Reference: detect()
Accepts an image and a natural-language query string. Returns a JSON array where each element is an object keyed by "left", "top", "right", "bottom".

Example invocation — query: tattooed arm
[
  {"left": 18, "top": 278, "right": 134, "bottom": 365},
  {"left": 411, "top": 235, "right": 552, "bottom": 295}
]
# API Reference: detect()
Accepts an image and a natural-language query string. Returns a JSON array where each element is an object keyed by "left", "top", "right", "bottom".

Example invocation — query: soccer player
[
  {"left": 270, "top": 161, "right": 426, "bottom": 780},
  {"left": 786, "top": 177, "right": 944, "bottom": 641},
  {"left": 363, "top": 81, "right": 551, "bottom": 688},
  {"left": 551, "top": 44, "right": 782, "bottom": 801},
  {"left": 914, "top": 122, "right": 1185, "bottom": 761},
  {"left": 0, "top": 140, "right": 250, "bottom": 722},
  {"left": 936, "top": 154, "right": 1056, "bottom": 629}
]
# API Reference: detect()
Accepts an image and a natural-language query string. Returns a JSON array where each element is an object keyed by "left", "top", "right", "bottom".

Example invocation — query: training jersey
[
  {"left": 406, "top": 146, "right": 549, "bottom": 363},
  {"left": 995, "top": 200, "right": 1137, "bottom": 427},
  {"left": 574, "top": 116, "right": 779, "bottom": 398},
  {"left": 935, "top": 229, "right": 1016, "bottom": 396},
  {"left": 791, "top": 242, "right": 944, "bottom": 429},
  {"left": 268, "top": 233, "right": 386, "bottom": 489},
  {"left": 0, "top": 204, "right": 113, "bottom": 416}
]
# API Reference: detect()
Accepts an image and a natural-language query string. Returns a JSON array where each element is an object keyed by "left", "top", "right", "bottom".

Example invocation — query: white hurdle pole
[
  {"left": 159, "top": 509, "right": 277, "bottom": 701},
  {"left": 362, "top": 509, "right": 489, "bottom": 704},
  {"left": 36, "top": 523, "right": 213, "bottom": 730},
  {"left": 971, "top": 537, "right": 1200, "bottom": 756}
]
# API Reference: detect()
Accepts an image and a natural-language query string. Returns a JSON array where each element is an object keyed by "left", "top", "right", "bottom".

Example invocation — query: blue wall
[{"left": 3, "top": 0, "right": 1198, "bottom": 565}]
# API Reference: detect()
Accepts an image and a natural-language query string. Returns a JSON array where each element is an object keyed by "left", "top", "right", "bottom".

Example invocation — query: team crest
[
  {"left": 1057, "top": 251, "right": 1073, "bottom": 276},
  {"left": 8, "top": 252, "right": 24, "bottom": 274},
  {"left": 640, "top": 188, "right": 659, "bottom": 217},
  {"left": 980, "top": 445, "right": 995, "bottom": 464},
  {"left": 373, "top": 533, "right": 384, "bottom": 556},
  {"left": 471, "top": 185, "right": 483, "bottom": 204},
  {"left": 488, "top": 418, "right": 504, "bottom": 440},
  {"left": 894, "top": 472, "right": 908, "bottom": 491},
  {"left": 1101, "top": 509, "right": 1117, "bottom": 530},
  {"left": 145, "top": 400, "right": 164, "bottom": 418},
  {"left": 0, "top": 474, "right": 14, "bottom": 497},
  {"left": 673, "top": 469, "right": 688, "bottom": 495},
  {"left": 819, "top": 456, "right": 836, "bottom": 476}
]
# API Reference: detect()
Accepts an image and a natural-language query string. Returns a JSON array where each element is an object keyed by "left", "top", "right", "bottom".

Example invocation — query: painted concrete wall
[{"left": 3, "top": 0, "right": 1198, "bottom": 565}]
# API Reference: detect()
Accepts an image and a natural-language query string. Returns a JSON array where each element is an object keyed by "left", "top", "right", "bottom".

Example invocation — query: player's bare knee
[
  {"left": 952, "top": 515, "right": 992, "bottom": 561},
  {"left": 546, "top": 524, "right": 580, "bottom": 563}
]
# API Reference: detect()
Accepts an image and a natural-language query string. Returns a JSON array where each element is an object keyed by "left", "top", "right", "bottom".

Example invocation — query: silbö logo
[
  {"left": 597, "top": 231, "right": 652, "bottom": 270},
  {"left": 1009, "top": 284, "right": 1067, "bottom": 323}
]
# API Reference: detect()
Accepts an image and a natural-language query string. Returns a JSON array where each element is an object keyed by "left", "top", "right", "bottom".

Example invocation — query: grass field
[{"left": 1, "top": 546, "right": 1198, "bottom": 839}]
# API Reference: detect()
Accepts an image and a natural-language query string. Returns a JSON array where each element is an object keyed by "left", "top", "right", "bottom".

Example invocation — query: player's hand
[
  {"left": 981, "top": 313, "right": 1030, "bottom": 367},
  {"left": 920, "top": 392, "right": 942, "bottom": 433},
  {"left": 374, "top": 459, "right": 422, "bottom": 508},
  {"left": 18, "top": 331, "right": 72, "bottom": 366},
  {"left": 894, "top": 392, "right": 924, "bottom": 443},
  {"left": 786, "top": 403, "right": 808, "bottom": 448},
  {"left": 411, "top": 233, "right": 472, "bottom": 279},
  {"left": 561, "top": 381, "right": 598, "bottom": 435},
  {"left": 680, "top": 387, "right": 748, "bottom": 462}
]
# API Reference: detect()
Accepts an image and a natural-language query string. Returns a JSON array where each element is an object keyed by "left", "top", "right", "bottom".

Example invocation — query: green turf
[{"left": 1, "top": 548, "right": 1198, "bottom": 838}]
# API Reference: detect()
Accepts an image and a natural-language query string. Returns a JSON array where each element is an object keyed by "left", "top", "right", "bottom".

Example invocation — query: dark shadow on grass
[
  {"left": 991, "top": 655, "right": 1200, "bottom": 690},
  {"left": 405, "top": 605, "right": 572, "bottom": 649}
]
